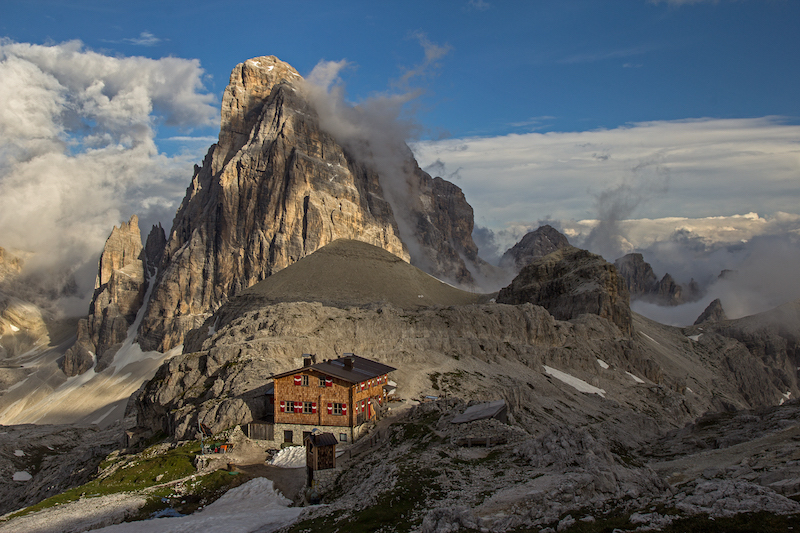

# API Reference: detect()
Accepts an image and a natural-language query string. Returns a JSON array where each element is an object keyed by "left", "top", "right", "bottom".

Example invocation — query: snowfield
[
  {"left": 543, "top": 365, "right": 606, "bottom": 397},
  {"left": 269, "top": 446, "right": 306, "bottom": 468},
  {"left": 93, "top": 478, "right": 303, "bottom": 533}
]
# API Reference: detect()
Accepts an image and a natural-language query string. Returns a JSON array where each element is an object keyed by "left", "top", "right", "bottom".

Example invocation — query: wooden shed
[{"left": 305, "top": 432, "right": 338, "bottom": 485}]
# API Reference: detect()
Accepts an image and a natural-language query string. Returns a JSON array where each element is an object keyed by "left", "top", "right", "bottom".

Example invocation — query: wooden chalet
[{"left": 267, "top": 353, "right": 396, "bottom": 445}]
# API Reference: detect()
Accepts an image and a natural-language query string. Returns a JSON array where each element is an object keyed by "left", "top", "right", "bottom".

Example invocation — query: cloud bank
[
  {"left": 414, "top": 118, "right": 800, "bottom": 320},
  {"left": 0, "top": 40, "right": 216, "bottom": 312}
]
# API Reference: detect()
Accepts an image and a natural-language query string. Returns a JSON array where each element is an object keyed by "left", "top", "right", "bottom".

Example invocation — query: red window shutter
[
  {"left": 312, "top": 402, "right": 317, "bottom": 414},
  {"left": 342, "top": 403, "right": 348, "bottom": 416},
  {"left": 327, "top": 403, "right": 333, "bottom": 414},
  {"left": 279, "top": 400, "right": 285, "bottom": 412},
  {"left": 294, "top": 375, "right": 302, "bottom": 386},
  {"left": 294, "top": 403, "right": 301, "bottom": 413},
  {"left": 325, "top": 378, "right": 332, "bottom": 387}
]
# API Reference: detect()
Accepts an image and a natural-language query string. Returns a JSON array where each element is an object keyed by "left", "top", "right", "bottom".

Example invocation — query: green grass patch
[{"left": 4, "top": 441, "right": 203, "bottom": 521}]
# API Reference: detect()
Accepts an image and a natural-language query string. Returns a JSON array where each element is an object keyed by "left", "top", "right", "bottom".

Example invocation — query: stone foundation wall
[
  {"left": 252, "top": 422, "right": 371, "bottom": 448},
  {"left": 312, "top": 467, "right": 342, "bottom": 495}
]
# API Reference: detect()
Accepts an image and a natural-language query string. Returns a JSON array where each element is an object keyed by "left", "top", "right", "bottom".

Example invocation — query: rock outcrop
[
  {"left": 497, "top": 246, "right": 633, "bottom": 334},
  {"left": 615, "top": 252, "right": 702, "bottom": 306},
  {"left": 63, "top": 216, "right": 162, "bottom": 375},
  {"left": 614, "top": 253, "right": 658, "bottom": 297},
  {"left": 0, "top": 247, "right": 23, "bottom": 283},
  {"left": 135, "top": 56, "right": 484, "bottom": 353},
  {"left": 694, "top": 298, "right": 727, "bottom": 325},
  {"left": 500, "top": 225, "right": 570, "bottom": 272},
  {"left": 0, "top": 294, "right": 49, "bottom": 359}
]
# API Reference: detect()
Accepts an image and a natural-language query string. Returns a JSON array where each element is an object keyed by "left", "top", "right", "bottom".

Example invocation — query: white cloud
[
  {"left": 0, "top": 40, "right": 216, "bottom": 308},
  {"left": 413, "top": 117, "right": 800, "bottom": 235},
  {"left": 124, "top": 31, "right": 163, "bottom": 47},
  {"left": 414, "top": 118, "right": 800, "bottom": 316}
]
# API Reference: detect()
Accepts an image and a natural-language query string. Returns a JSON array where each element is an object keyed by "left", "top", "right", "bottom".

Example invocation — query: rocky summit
[
  {"left": 497, "top": 245, "right": 633, "bottom": 334},
  {"left": 117, "top": 55, "right": 486, "bottom": 355},
  {"left": 499, "top": 224, "right": 571, "bottom": 272}
]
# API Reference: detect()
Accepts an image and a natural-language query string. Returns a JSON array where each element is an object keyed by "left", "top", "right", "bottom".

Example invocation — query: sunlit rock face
[
  {"left": 63, "top": 216, "right": 167, "bottom": 375},
  {"left": 64, "top": 216, "right": 147, "bottom": 375},
  {"left": 135, "top": 56, "right": 483, "bottom": 352},
  {"left": 497, "top": 246, "right": 633, "bottom": 335}
]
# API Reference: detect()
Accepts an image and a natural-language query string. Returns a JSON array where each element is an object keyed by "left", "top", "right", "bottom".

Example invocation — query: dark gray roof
[
  {"left": 305, "top": 432, "right": 338, "bottom": 447},
  {"left": 451, "top": 400, "right": 507, "bottom": 424},
  {"left": 273, "top": 354, "right": 396, "bottom": 384}
]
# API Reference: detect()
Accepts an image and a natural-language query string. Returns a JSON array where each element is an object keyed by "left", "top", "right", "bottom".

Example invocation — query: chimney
[
  {"left": 302, "top": 353, "right": 315, "bottom": 367},
  {"left": 343, "top": 353, "right": 354, "bottom": 370}
]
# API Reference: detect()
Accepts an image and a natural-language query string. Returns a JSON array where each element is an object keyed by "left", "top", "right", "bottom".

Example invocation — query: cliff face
[
  {"left": 615, "top": 253, "right": 702, "bottom": 306},
  {"left": 500, "top": 225, "right": 571, "bottom": 272},
  {"left": 135, "top": 56, "right": 483, "bottom": 352},
  {"left": 63, "top": 216, "right": 166, "bottom": 375},
  {"left": 64, "top": 216, "right": 146, "bottom": 375},
  {"left": 497, "top": 246, "right": 633, "bottom": 335}
]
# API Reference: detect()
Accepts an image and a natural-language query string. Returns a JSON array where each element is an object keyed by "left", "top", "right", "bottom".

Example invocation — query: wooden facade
[{"left": 271, "top": 354, "right": 395, "bottom": 437}]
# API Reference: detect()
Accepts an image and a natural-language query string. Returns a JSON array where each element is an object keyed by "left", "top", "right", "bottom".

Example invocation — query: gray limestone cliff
[
  {"left": 63, "top": 217, "right": 167, "bottom": 376},
  {"left": 64, "top": 216, "right": 146, "bottom": 375},
  {"left": 615, "top": 252, "right": 702, "bottom": 306},
  {"left": 135, "top": 56, "right": 484, "bottom": 352},
  {"left": 694, "top": 298, "right": 727, "bottom": 325},
  {"left": 497, "top": 246, "right": 633, "bottom": 335},
  {"left": 500, "top": 225, "right": 571, "bottom": 272}
]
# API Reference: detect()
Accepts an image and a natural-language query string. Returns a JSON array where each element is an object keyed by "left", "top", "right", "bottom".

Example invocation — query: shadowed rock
[
  {"left": 497, "top": 246, "right": 632, "bottom": 334},
  {"left": 500, "top": 225, "right": 570, "bottom": 272}
]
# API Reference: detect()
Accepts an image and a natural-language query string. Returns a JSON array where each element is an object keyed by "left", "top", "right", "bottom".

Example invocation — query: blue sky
[
  {"left": 1, "top": 0, "right": 799, "bottom": 319},
  {"left": 4, "top": 0, "right": 799, "bottom": 140}
]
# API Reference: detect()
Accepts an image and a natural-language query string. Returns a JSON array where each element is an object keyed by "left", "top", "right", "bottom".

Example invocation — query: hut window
[
  {"left": 286, "top": 401, "right": 295, "bottom": 413},
  {"left": 283, "top": 430, "right": 293, "bottom": 443},
  {"left": 339, "top": 433, "right": 347, "bottom": 442},
  {"left": 319, "top": 377, "right": 326, "bottom": 387},
  {"left": 302, "top": 375, "right": 309, "bottom": 386},
  {"left": 303, "top": 401, "right": 313, "bottom": 414},
  {"left": 333, "top": 403, "right": 343, "bottom": 415}
]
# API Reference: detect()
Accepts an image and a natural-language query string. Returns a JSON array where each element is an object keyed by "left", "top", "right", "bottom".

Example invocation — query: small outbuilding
[
  {"left": 451, "top": 399, "right": 508, "bottom": 424},
  {"left": 304, "top": 431, "right": 338, "bottom": 485}
]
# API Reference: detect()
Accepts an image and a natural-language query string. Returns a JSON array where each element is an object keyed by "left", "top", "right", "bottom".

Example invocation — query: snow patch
[
  {"left": 13, "top": 471, "right": 32, "bottom": 481},
  {"left": 14, "top": 449, "right": 24, "bottom": 457},
  {"left": 626, "top": 371, "right": 645, "bottom": 384},
  {"left": 780, "top": 390, "right": 792, "bottom": 405},
  {"left": 9, "top": 324, "right": 19, "bottom": 332},
  {"left": 93, "top": 477, "right": 303, "bottom": 532},
  {"left": 543, "top": 365, "right": 606, "bottom": 398},
  {"left": 269, "top": 446, "right": 306, "bottom": 468},
  {"left": 640, "top": 332, "right": 659, "bottom": 345},
  {"left": 687, "top": 334, "right": 702, "bottom": 341},
  {"left": 596, "top": 359, "right": 609, "bottom": 369}
]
